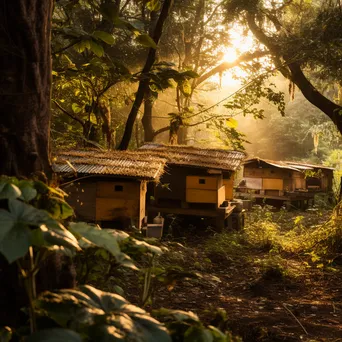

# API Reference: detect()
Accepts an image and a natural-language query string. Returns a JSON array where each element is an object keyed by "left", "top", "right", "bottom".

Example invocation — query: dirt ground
[
  {"left": 155, "top": 246, "right": 342, "bottom": 341},
  {"left": 122, "top": 210, "right": 342, "bottom": 342}
]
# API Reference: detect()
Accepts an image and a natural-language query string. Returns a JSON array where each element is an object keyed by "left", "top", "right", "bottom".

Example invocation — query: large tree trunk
[
  {"left": 0, "top": 0, "right": 56, "bottom": 328},
  {"left": 246, "top": 12, "right": 342, "bottom": 135},
  {"left": 0, "top": 0, "right": 53, "bottom": 177},
  {"left": 287, "top": 62, "right": 342, "bottom": 134}
]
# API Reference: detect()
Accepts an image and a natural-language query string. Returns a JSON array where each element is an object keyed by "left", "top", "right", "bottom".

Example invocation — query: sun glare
[
  {"left": 213, "top": 25, "right": 257, "bottom": 86},
  {"left": 222, "top": 48, "right": 238, "bottom": 63}
]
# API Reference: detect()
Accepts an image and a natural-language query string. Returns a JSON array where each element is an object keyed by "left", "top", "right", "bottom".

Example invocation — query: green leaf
[
  {"left": 207, "top": 326, "right": 227, "bottom": 341},
  {"left": 18, "top": 180, "right": 37, "bottom": 202},
  {"left": 153, "top": 309, "right": 199, "bottom": 323},
  {"left": 181, "top": 70, "right": 200, "bottom": 79},
  {"left": 9, "top": 199, "right": 50, "bottom": 224},
  {"left": 89, "top": 41, "right": 105, "bottom": 57},
  {"left": 113, "top": 285, "right": 124, "bottom": 296},
  {"left": 93, "top": 31, "right": 115, "bottom": 45},
  {"left": 106, "top": 229, "right": 130, "bottom": 242},
  {"left": 126, "top": 238, "right": 164, "bottom": 255},
  {"left": 112, "top": 17, "right": 140, "bottom": 34},
  {"left": 146, "top": 0, "right": 161, "bottom": 12},
  {"left": 36, "top": 285, "right": 171, "bottom": 342},
  {"left": 72, "top": 103, "right": 82, "bottom": 114},
  {"left": 127, "top": 314, "right": 171, "bottom": 342},
  {"left": 180, "top": 79, "right": 192, "bottom": 96},
  {"left": 33, "top": 223, "right": 81, "bottom": 252},
  {"left": 0, "top": 219, "right": 31, "bottom": 263},
  {"left": 0, "top": 181, "right": 21, "bottom": 200},
  {"left": 0, "top": 326, "right": 12, "bottom": 342},
  {"left": 0, "top": 209, "right": 17, "bottom": 242},
  {"left": 184, "top": 326, "right": 213, "bottom": 342},
  {"left": 136, "top": 34, "right": 157, "bottom": 49},
  {"left": 74, "top": 40, "right": 91, "bottom": 53},
  {"left": 225, "top": 118, "right": 238, "bottom": 129},
  {"left": 28, "top": 329, "right": 82, "bottom": 342},
  {"left": 80, "top": 285, "right": 130, "bottom": 313},
  {"left": 69, "top": 222, "right": 121, "bottom": 257},
  {"left": 115, "top": 252, "right": 139, "bottom": 270},
  {"left": 48, "top": 196, "right": 74, "bottom": 219}
]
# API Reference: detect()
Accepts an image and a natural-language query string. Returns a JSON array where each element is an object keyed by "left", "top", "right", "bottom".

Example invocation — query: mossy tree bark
[
  {"left": 0, "top": 0, "right": 56, "bottom": 327},
  {"left": 0, "top": 0, "right": 53, "bottom": 177}
]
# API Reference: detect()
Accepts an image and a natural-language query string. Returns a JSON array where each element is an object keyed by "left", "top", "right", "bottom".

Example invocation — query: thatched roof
[
  {"left": 244, "top": 158, "right": 300, "bottom": 171},
  {"left": 285, "top": 161, "right": 334, "bottom": 171},
  {"left": 244, "top": 158, "right": 334, "bottom": 172},
  {"left": 53, "top": 150, "right": 166, "bottom": 180},
  {"left": 139, "top": 143, "right": 246, "bottom": 171}
]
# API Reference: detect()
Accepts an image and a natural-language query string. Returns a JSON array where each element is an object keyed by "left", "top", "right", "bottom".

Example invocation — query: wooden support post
[
  {"left": 227, "top": 215, "right": 233, "bottom": 230},
  {"left": 215, "top": 217, "right": 225, "bottom": 232}
]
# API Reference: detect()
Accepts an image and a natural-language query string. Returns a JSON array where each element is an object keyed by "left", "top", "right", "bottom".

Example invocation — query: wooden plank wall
[
  {"left": 155, "top": 166, "right": 221, "bottom": 203},
  {"left": 63, "top": 181, "right": 96, "bottom": 221},
  {"left": 96, "top": 181, "right": 140, "bottom": 222},
  {"left": 155, "top": 166, "right": 187, "bottom": 202},
  {"left": 244, "top": 163, "right": 334, "bottom": 193},
  {"left": 139, "top": 181, "right": 147, "bottom": 228},
  {"left": 263, "top": 178, "right": 283, "bottom": 190},
  {"left": 321, "top": 170, "right": 333, "bottom": 191},
  {"left": 244, "top": 165, "right": 292, "bottom": 180},
  {"left": 223, "top": 176, "right": 234, "bottom": 200},
  {"left": 186, "top": 175, "right": 219, "bottom": 190},
  {"left": 217, "top": 185, "right": 226, "bottom": 207},
  {"left": 186, "top": 189, "right": 217, "bottom": 203},
  {"left": 244, "top": 163, "right": 305, "bottom": 191},
  {"left": 186, "top": 175, "right": 223, "bottom": 204},
  {"left": 291, "top": 171, "right": 305, "bottom": 190}
]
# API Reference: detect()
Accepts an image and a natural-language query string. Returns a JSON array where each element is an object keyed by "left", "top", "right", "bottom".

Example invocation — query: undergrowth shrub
[
  {"left": 243, "top": 205, "right": 282, "bottom": 251},
  {"left": 269, "top": 202, "right": 342, "bottom": 265},
  {"left": 244, "top": 221, "right": 279, "bottom": 251},
  {"left": 253, "top": 254, "right": 297, "bottom": 281},
  {"left": 0, "top": 176, "right": 237, "bottom": 341},
  {"left": 204, "top": 232, "right": 247, "bottom": 263},
  {"left": 205, "top": 203, "right": 340, "bottom": 274}
]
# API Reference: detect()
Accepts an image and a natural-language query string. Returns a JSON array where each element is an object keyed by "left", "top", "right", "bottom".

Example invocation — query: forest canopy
[
  {"left": 48, "top": 0, "right": 342, "bottom": 161},
  {"left": 0, "top": 1, "right": 341, "bottom": 341}
]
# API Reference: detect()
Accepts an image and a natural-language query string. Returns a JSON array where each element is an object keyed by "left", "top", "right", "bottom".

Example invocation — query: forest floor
[{"left": 118, "top": 207, "right": 342, "bottom": 342}]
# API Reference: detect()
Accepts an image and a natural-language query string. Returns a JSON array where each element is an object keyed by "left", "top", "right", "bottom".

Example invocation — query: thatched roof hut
[
  {"left": 53, "top": 149, "right": 166, "bottom": 181},
  {"left": 139, "top": 143, "right": 246, "bottom": 171}
]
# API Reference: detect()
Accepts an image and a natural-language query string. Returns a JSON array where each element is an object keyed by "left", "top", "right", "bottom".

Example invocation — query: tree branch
[
  {"left": 287, "top": 62, "right": 342, "bottom": 132},
  {"left": 52, "top": 39, "right": 81, "bottom": 55},
  {"left": 203, "top": 1, "right": 224, "bottom": 26},
  {"left": 52, "top": 100, "right": 85, "bottom": 126},
  {"left": 195, "top": 50, "right": 269, "bottom": 86},
  {"left": 118, "top": 0, "right": 174, "bottom": 150},
  {"left": 153, "top": 125, "right": 170, "bottom": 137},
  {"left": 246, "top": 12, "right": 342, "bottom": 133},
  {"left": 119, "top": 0, "right": 131, "bottom": 15}
]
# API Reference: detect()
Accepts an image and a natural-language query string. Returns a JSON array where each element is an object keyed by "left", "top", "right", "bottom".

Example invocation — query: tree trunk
[
  {"left": 0, "top": 0, "right": 65, "bottom": 328},
  {"left": 118, "top": 0, "right": 174, "bottom": 150},
  {"left": 246, "top": 12, "right": 342, "bottom": 135},
  {"left": 142, "top": 88, "right": 155, "bottom": 142},
  {"left": 287, "top": 62, "right": 342, "bottom": 134},
  {"left": 0, "top": 0, "right": 53, "bottom": 177}
]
